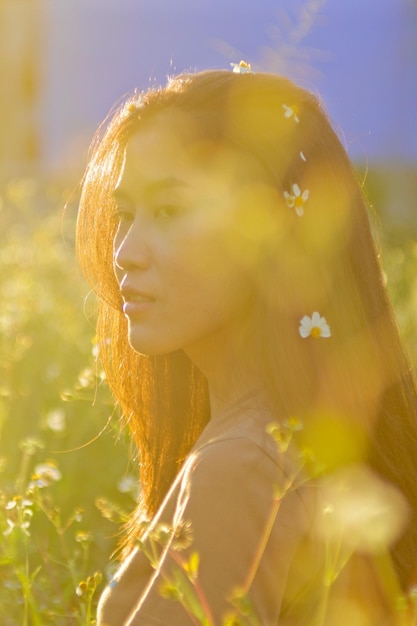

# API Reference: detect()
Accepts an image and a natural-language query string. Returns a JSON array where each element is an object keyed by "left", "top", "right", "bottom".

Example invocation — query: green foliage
[
  {"left": 0, "top": 170, "right": 416, "bottom": 624},
  {"left": 0, "top": 177, "right": 135, "bottom": 625}
]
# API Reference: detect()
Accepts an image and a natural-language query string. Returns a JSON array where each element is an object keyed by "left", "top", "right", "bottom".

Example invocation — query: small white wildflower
[
  {"left": 91, "top": 335, "right": 100, "bottom": 358},
  {"left": 283, "top": 183, "right": 309, "bottom": 216},
  {"left": 5, "top": 497, "right": 33, "bottom": 510},
  {"left": 282, "top": 104, "right": 300, "bottom": 123},
  {"left": 299, "top": 312, "right": 331, "bottom": 339},
  {"left": 78, "top": 367, "right": 93, "bottom": 388},
  {"left": 29, "top": 462, "right": 62, "bottom": 489},
  {"left": 46, "top": 408, "right": 66, "bottom": 433},
  {"left": 125, "top": 99, "right": 142, "bottom": 114},
  {"left": 75, "top": 530, "right": 92, "bottom": 544},
  {"left": 3, "top": 498, "right": 33, "bottom": 538},
  {"left": 3, "top": 519, "right": 16, "bottom": 537},
  {"left": 117, "top": 475, "right": 139, "bottom": 497},
  {"left": 3, "top": 519, "right": 30, "bottom": 537},
  {"left": 231, "top": 60, "right": 252, "bottom": 74},
  {"left": 34, "top": 462, "right": 62, "bottom": 481},
  {"left": 76, "top": 582, "right": 88, "bottom": 597}
]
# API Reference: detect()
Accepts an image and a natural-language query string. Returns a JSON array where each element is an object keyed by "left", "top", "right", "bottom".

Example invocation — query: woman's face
[{"left": 113, "top": 112, "right": 278, "bottom": 358}]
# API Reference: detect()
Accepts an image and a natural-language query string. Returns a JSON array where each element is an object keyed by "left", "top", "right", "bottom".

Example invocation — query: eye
[
  {"left": 152, "top": 204, "right": 183, "bottom": 220},
  {"left": 112, "top": 206, "right": 135, "bottom": 223}
]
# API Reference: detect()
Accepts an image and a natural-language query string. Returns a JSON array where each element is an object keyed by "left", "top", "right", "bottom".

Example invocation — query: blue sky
[{"left": 41, "top": 0, "right": 417, "bottom": 170}]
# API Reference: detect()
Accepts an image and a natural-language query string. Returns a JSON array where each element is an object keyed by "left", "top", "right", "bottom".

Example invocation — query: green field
[{"left": 1, "top": 171, "right": 416, "bottom": 624}]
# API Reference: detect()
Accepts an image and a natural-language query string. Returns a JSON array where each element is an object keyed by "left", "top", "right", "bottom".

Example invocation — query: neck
[{"left": 183, "top": 315, "right": 263, "bottom": 421}]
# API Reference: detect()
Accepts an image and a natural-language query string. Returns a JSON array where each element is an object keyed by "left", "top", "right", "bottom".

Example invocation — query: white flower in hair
[
  {"left": 299, "top": 312, "right": 331, "bottom": 339},
  {"left": 125, "top": 97, "right": 142, "bottom": 114},
  {"left": 283, "top": 183, "right": 309, "bottom": 217},
  {"left": 231, "top": 60, "right": 252, "bottom": 74},
  {"left": 282, "top": 104, "right": 300, "bottom": 123}
]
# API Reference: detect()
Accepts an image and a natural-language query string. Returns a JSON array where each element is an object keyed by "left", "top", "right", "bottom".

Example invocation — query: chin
[{"left": 127, "top": 332, "right": 179, "bottom": 358}]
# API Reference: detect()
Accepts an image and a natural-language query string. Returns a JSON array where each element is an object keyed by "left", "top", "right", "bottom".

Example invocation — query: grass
[
  {"left": 0, "top": 177, "right": 134, "bottom": 624},
  {"left": 1, "top": 171, "right": 417, "bottom": 624}
]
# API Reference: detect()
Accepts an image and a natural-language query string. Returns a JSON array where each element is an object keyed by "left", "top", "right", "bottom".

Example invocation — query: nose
[{"left": 113, "top": 217, "right": 151, "bottom": 272}]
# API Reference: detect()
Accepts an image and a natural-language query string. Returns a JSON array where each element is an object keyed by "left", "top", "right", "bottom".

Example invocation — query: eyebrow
[{"left": 113, "top": 177, "right": 189, "bottom": 201}]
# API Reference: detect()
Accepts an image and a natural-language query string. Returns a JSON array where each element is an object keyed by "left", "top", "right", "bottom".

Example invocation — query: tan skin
[{"left": 113, "top": 112, "right": 278, "bottom": 419}]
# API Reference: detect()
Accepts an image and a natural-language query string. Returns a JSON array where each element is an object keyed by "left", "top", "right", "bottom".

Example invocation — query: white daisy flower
[
  {"left": 118, "top": 475, "right": 140, "bottom": 497},
  {"left": 126, "top": 96, "right": 143, "bottom": 114},
  {"left": 5, "top": 497, "right": 33, "bottom": 511},
  {"left": 4, "top": 497, "right": 33, "bottom": 537},
  {"left": 45, "top": 408, "right": 66, "bottom": 433},
  {"left": 283, "top": 183, "right": 309, "bottom": 216},
  {"left": 299, "top": 312, "right": 331, "bottom": 339},
  {"left": 282, "top": 104, "right": 300, "bottom": 123},
  {"left": 28, "top": 462, "right": 62, "bottom": 489},
  {"left": 231, "top": 60, "right": 252, "bottom": 74},
  {"left": 3, "top": 518, "right": 31, "bottom": 537}
]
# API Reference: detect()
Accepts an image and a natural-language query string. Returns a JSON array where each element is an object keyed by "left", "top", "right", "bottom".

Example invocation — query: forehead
[
  {"left": 123, "top": 114, "right": 193, "bottom": 179},
  {"left": 118, "top": 111, "right": 267, "bottom": 191}
]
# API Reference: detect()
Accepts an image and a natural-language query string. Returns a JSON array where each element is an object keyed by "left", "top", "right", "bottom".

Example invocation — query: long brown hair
[{"left": 76, "top": 70, "right": 417, "bottom": 587}]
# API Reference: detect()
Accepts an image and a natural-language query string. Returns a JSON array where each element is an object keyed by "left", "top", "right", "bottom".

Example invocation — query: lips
[
  {"left": 122, "top": 292, "right": 155, "bottom": 303},
  {"left": 120, "top": 287, "right": 156, "bottom": 315},
  {"left": 120, "top": 287, "right": 155, "bottom": 302}
]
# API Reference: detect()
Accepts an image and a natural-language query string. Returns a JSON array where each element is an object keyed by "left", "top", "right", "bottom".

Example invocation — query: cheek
[
  {"left": 170, "top": 208, "right": 265, "bottom": 306},
  {"left": 173, "top": 224, "right": 238, "bottom": 283},
  {"left": 170, "top": 235, "right": 255, "bottom": 319}
]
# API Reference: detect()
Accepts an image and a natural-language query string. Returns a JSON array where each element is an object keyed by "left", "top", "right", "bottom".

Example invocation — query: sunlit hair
[{"left": 77, "top": 70, "right": 417, "bottom": 587}]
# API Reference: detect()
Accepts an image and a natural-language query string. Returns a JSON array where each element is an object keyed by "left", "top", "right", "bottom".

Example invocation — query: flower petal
[
  {"left": 299, "top": 313, "right": 331, "bottom": 339},
  {"left": 311, "top": 312, "right": 321, "bottom": 325},
  {"left": 299, "top": 316, "right": 312, "bottom": 338},
  {"left": 320, "top": 323, "right": 331, "bottom": 338}
]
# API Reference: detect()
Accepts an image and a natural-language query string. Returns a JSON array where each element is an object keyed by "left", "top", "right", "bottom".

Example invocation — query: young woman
[{"left": 77, "top": 68, "right": 417, "bottom": 625}]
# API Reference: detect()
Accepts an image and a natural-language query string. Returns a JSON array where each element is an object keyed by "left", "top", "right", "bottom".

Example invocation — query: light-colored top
[{"left": 97, "top": 397, "right": 396, "bottom": 625}]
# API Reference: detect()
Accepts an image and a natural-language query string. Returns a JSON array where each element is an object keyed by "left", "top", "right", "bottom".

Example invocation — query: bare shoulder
[
  {"left": 173, "top": 418, "right": 313, "bottom": 547},
  {"left": 184, "top": 417, "right": 307, "bottom": 504}
]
